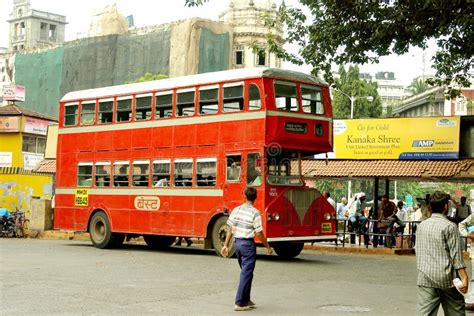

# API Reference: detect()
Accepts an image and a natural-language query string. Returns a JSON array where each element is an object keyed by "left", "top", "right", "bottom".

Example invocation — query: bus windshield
[{"left": 266, "top": 150, "right": 303, "bottom": 186}]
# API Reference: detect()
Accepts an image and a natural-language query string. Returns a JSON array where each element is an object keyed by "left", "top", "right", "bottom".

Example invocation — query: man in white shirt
[{"left": 221, "top": 187, "right": 273, "bottom": 311}]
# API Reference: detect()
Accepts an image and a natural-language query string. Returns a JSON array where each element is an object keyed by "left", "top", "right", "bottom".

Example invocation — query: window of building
[
  {"left": 196, "top": 158, "right": 217, "bottom": 187},
  {"left": 98, "top": 99, "right": 113, "bottom": 124},
  {"left": 64, "top": 103, "right": 78, "bottom": 126},
  {"left": 199, "top": 85, "right": 219, "bottom": 115},
  {"left": 301, "top": 85, "right": 324, "bottom": 114},
  {"left": 49, "top": 24, "right": 56, "bottom": 39},
  {"left": 274, "top": 81, "right": 298, "bottom": 112},
  {"left": 113, "top": 161, "right": 130, "bottom": 187},
  {"left": 226, "top": 155, "right": 241, "bottom": 182},
  {"left": 95, "top": 162, "right": 111, "bottom": 187},
  {"left": 40, "top": 22, "right": 48, "bottom": 40},
  {"left": 19, "top": 22, "right": 25, "bottom": 36},
  {"left": 248, "top": 84, "right": 262, "bottom": 110},
  {"left": 117, "top": 97, "right": 132, "bottom": 122},
  {"left": 256, "top": 49, "right": 266, "bottom": 66},
  {"left": 234, "top": 46, "right": 244, "bottom": 65},
  {"left": 247, "top": 153, "right": 262, "bottom": 186},
  {"left": 177, "top": 89, "right": 195, "bottom": 117},
  {"left": 80, "top": 101, "right": 96, "bottom": 125},
  {"left": 155, "top": 91, "right": 173, "bottom": 119},
  {"left": 174, "top": 159, "right": 193, "bottom": 187},
  {"left": 135, "top": 94, "right": 152, "bottom": 121},
  {"left": 222, "top": 83, "right": 244, "bottom": 112},
  {"left": 77, "top": 162, "right": 93, "bottom": 187},
  {"left": 132, "top": 160, "right": 149, "bottom": 187},
  {"left": 22, "top": 135, "right": 46, "bottom": 154},
  {"left": 152, "top": 159, "right": 170, "bottom": 187}
]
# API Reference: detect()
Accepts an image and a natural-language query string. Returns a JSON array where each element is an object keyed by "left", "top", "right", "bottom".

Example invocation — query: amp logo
[{"left": 412, "top": 140, "right": 434, "bottom": 147}]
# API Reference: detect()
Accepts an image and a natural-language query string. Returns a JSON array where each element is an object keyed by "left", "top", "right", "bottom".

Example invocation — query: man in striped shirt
[
  {"left": 416, "top": 191, "right": 468, "bottom": 315},
  {"left": 221, "top": 187, "right": 273, "bottom": 311}
]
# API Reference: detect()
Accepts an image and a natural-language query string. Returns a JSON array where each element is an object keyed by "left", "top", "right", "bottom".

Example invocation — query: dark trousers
[
  {"left": 417, "top": 286, "right": 465, "bottom": 315},
  {"left": 235, "top": 238, "right": 256, "bottom": 306}
]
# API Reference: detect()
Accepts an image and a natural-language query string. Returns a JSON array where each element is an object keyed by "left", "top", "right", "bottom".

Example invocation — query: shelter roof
[
  {"left": 0, "top": 104, "right": 57, "bottom": 122},
  {"left": 34, "top": 159, "right": 56, "bottom": 174},
  {"left": 302, "top": 159, "right": 474, "bottom": 182}
]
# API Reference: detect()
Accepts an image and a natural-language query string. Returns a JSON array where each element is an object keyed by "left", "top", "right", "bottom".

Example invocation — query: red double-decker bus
[{"left": 55, "top": 68, "right": 336, "bottom": 258}]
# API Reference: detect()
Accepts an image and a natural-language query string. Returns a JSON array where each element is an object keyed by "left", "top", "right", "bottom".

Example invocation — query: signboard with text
[
  {"left": 0, "top": 116, "right": 20, "bottom": 132},
  {"left": 3, "top": 84, "right": 25, "bottom": 102},
  {"left": 23, "top": 117, "right": 50, "bottom": 136},
  {"left": 333, "top": 117, "right": 460, "bottom": 160}
]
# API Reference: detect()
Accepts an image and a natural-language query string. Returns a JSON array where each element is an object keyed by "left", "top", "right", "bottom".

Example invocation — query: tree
[
  {"left": 332, "top": 65, "right": 382, "bottom": 119},
  {"left": 408, "top": 78, "right": 431, "bottom": 96},
  {"left": 186, "top": 1, "right": 473, "bottom": 97},
  {"left": 125, "top": 73, "right": 168, "bottom": 84}
]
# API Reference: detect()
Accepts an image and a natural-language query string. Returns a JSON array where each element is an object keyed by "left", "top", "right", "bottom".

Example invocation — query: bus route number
[{"left": 75, "top": 189, "right": 89, "bottom": 206}]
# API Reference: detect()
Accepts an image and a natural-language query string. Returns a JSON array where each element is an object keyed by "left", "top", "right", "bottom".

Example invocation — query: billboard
[
  {"left": 3, "top": 84, "right": 26, "bottom": 102},
  {"left": 333, "top": 117, "right": 460, "bottom": 159}
]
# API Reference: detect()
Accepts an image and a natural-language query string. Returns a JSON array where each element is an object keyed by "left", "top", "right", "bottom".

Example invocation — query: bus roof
[{"left": 61, "top": 68, "right": 326, "bottom": 102}]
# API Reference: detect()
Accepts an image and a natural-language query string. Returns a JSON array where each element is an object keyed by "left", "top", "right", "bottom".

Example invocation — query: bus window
[
  {"left": 196, "top": 158, "right": 217, "bottom": 187},
  {"left": 80, "top": 101, "right": 96, "bottom": 126},
  {"left": 177, "top": 89, "right": 195, "bottom": 117},
  {"left": 117, "top": 98, "right": 132, "bottom": 122},
  {"left": 247, "top": 153, "right": 262, "bottom": 186},
  {"left": 266, "top": 150, "right": 303, "bottom": 185},
  {"left": 132, "top": 160, "right": 149, "bottom": 187},
  {"left": 226, "top": 155, "right": 241, "bottom": 182},
  {"left": 152, "top": 159, "right": 170, "bottom": 187},
  {"left": 95, "top": 162, "right": 111, "bottom": 187},
  {"left": 98, "top": 100, "right": 113, "bottom": 124},
  {"left": 174, "top": 159, "right": 193, "bottom": 187},
  {"left": 77, "top": 162, "right": 93, "bottom": 187},
  {"left": 222, "top": 83, "right": 243, "bottom": 112},
  {"left": 135, "top": 95, "right": 152, "bottom": 121},
  {"left": 248, "top": 84, "right": 262, "bottom": 110},
  {"left": 301, "top": 85, "right": 324, "bottom": 114},
  {"left": 199, "top": 85, "right": 219, "bottom": 115},
  {"left": 113, "top": 161, "right": 130, "bottom": 187},
  {"left": 274, "top": 81, "right": 298, "bottom": 112},
  {"left": 64, "top": 103, "right": 78, "bottom": 126},
  {"left": 156, "top": 92, "right": 173, "bottom": 119}
]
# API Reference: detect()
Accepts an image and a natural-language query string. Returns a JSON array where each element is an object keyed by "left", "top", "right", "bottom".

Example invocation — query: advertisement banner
[
  {"left": 0, "top": 116, "right": 20, "bottom": 132},
  {"left": 23, "top": 154, "right": 44, "bottom": 170},
  {"left": 23, "top": 117, "right": 49, "bottom": 136},
  {"left": 3, "top": 84, "right": 26, "bottom": 102},
  {"left": 0, "top": 152, "right": 13, "bottom": 167},
  {"left": 333, "top": 117, "right": 460, "bottom": 160}
]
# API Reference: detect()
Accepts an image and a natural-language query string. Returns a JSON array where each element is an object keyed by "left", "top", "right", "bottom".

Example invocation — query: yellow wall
[
  {"left": 0, "top": 173, "right": 53, "bottom": 216},
  {"left": 0, "top": 133, "right": 23, "bottom": 167}
]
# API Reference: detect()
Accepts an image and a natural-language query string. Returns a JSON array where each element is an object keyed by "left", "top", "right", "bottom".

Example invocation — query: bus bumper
[{"left": 267, "top": 235, "right": 337, "bottom": 243}]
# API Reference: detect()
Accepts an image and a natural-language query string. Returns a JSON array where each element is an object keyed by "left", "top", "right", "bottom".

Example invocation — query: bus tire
[
  {"left": 212, "top": 216, "right": 235, "bottom": 257},
  {"left": 89, "top": 211, "right": 115, "bottom": 249},
  {"left": 272, "top": 242, "right": 304, "bottom": 259},
  {"left": 143, "top": 235, "right": 176, "bottom": 249}
]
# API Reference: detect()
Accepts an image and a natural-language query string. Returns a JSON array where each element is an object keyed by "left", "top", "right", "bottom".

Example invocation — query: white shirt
[{"left": 327, "top": 197, "right": 336, "bottom": 210}]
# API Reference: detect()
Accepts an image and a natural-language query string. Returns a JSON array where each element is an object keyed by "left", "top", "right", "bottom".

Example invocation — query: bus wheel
[
  {"left": 89, "top": 211, "right": 115, "bottom": 249},
  {"left": 143, "top": 235, "right": 176, "bottom": 249},
  {"left": 272, "top": 242, "right": 304, "bottom": 259},
  {"left": 212, "top": 217, "right": 235, "bottom": 257}
]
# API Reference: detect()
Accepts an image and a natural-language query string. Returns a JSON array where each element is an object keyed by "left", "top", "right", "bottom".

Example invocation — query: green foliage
[
  {"left": 126, "top": 73, "right": 168, "bottom": 84},
  {"left": 267, "top": 1, "right": 473, "bottom": 97},
  {"left": 332, "top": 65, "right": 382, "bottom": 119},
  {"left": 185, "top": 0, "right": 208, "bottom": 7},
  {"left": 408, "top": 78, "right": 431, "bottom": 96}
]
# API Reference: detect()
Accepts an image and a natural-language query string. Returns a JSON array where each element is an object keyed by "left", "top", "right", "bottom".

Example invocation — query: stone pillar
[{"left": 30, "top": 198, "right": 53, "bottom": 233}]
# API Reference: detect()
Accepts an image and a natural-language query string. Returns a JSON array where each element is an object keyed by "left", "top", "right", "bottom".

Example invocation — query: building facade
[
  {"left": 0, "top": 105, "right": 56, "bottom": 211},
  {"left": 8, "top": 0, "right": 67, "bottom": 52}
]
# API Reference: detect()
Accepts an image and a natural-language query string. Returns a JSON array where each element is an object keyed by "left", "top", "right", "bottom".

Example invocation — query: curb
[{"left": 36, "top": 230, "right": 420, "bottom": 255}]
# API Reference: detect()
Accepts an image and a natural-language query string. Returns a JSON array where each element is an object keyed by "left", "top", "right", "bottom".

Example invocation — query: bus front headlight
[
  {"left": 273, "top": 212, "right": 280, "bottom": 221},
  {"left": 324, "top": 212, "right": 331, "bottom": 221}
]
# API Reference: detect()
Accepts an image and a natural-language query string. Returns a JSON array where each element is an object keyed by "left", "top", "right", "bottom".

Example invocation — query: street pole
[{"left": 348, "top": 97, "right": 354, "bottom": 199}]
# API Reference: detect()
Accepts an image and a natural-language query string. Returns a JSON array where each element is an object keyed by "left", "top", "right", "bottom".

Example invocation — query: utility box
[{"left": 30, "top": 198, "right": 53, "bottom": 232}]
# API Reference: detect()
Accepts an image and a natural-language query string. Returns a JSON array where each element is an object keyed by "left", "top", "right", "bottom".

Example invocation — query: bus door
[{"left": 223, "top": 154, "right": 245, "bottom": 210}]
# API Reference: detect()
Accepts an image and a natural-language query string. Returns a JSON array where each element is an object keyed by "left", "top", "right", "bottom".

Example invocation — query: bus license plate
[{"left": 321, "top": 223, "right": 332, "bottom": 233}]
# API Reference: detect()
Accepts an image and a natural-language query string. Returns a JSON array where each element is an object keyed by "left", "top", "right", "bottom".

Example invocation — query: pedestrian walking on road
[
  {"left": 221, "top": 187, "right": 273, "bottom": 311},
  {"left": 416, "top": 191, "right": 468, "bottom": 315}
]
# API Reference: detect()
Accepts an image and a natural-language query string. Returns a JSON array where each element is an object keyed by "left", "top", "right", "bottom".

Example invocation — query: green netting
[
  {"left": 114, "top": 31, "right": 171, "bottom": 84},
  {"left": 198, "top": 28, "right": 229, "bottom": 74},
  {"left": 15, "top": 47, "right": 64, "bottom": 118}
]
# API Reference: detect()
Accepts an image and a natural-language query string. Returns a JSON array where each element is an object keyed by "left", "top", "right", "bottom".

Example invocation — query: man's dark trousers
[{"left": 235, "top": 238, "right": 256, "bottom": 306}]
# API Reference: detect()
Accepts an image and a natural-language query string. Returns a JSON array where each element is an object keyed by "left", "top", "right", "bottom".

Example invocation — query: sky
[{"left": 0, "top": 0, "right": 437, "bottom": 86}]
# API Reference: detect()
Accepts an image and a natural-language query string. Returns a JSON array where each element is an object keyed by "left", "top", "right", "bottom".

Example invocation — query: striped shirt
[
  {"left": 227, "top": 202, "right": 263, "bottom": 239},
  {"left": 416, "top": 213, "right": 466, "bottom": 288}
]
